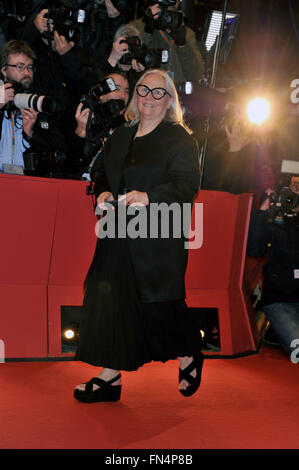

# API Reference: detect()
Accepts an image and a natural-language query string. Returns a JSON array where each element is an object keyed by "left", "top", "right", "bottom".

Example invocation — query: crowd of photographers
[
  {"left": 0, "top": 0, "right": 204, "bottom": 179},
  {"left": 0, "top": 0, "right": 298, "bottom": 360}
]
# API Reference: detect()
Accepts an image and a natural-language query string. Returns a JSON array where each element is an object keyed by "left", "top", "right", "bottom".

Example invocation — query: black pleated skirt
[{"left": 75, "top": 235, "right": 202, "bottom": 371}]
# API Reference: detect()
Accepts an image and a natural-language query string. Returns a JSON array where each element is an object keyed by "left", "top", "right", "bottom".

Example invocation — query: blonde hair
[{"left": 124, "top": 69, "right": 192, "bottom": 134}]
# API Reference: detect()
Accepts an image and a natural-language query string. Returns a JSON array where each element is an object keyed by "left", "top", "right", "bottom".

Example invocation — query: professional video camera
[
  {"left": 80, "top": 77, "right": 125, "bottom": 143},
  {"left": 267, "top": 160, "right": 299, "bottom": 224},
  {"left": 42, "top": 0, "right": 88, "bottom": 43},
  {"left": 267, "top": 188, "right": 299, "bottom": 224},
  {"left": 119, "top": 36, "right": 169, "bottom": 68},
  {"left": 145, "top": 0, "right": 184, "bottom": 32}
]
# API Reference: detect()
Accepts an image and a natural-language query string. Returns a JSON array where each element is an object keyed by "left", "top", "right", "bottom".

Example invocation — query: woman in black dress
[{"left": 74, "top": 69, "right": 204, "bottom": 403}]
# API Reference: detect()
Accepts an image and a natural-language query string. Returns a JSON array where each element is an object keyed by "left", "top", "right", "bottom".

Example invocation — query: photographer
[
  {"left": 95, "top": 24, "right": 146, "bottom": 95},
  {"left": 64, "top": 71, "right": 129, "bottom": 179},
  {"left": 247, "top": 175, "right": 299, "bottom": 358},
  {"left": 22, "top": 5, "right": 125, "bottom": 103},
  {"left": 0, "top": 39, "right": 66, "bottom": 175},
  {"left": 128, "top": 0, "right": 204, "bottom": 84},
  {"left": 89, "top": 0, "right": 127, "bottom": 57},
  {"left": 21, "top": 7, "right": 85, "bottom": 107},
  {"left": 201, "top": 101, "right": 278, "bottom": 199}
]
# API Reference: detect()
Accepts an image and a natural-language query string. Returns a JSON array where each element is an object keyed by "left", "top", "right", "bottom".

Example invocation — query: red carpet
[{"left": 0, "top": 345, "right": 298, "bottom": 450}]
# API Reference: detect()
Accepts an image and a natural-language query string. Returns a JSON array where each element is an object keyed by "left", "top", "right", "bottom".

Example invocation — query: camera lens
[{"left": 14, "top": 93, "right": 56, "bottom": 114}]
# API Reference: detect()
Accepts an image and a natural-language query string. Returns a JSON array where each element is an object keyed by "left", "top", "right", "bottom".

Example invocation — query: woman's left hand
[{"left": 119, "top": 190, "right": 149, "bottom": 207}]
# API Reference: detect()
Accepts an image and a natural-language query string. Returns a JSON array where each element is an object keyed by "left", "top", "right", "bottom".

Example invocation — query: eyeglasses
[
  {"left": 136, "top": 84, "right": 170, "bottom": 100},
  {"left": 6, "top": 63, "right": 35, "bottom": 73}
]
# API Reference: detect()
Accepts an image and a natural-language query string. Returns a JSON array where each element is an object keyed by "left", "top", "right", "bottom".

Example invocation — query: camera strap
[
  {"left": 159, "top": 30, "right": 175, "bottom": 46},
  {"left": 10, "top": 112, "right": 16, "bottom": 160}
]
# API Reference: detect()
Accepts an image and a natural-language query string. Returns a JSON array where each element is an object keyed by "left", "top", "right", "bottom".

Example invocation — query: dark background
[{"left": 188, "top": 0, "right": 299, "bottom": 84}]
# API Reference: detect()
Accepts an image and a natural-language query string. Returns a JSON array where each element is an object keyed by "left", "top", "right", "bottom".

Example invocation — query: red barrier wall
[
  {"left": 0, "top": 174, "right": 96, "bottom": 359},
  {"left": 185, "top": 191, "right": 261, "bottom": 355},
  {"left": 0, "top": 174, "right": 262, "bottom": 359}
]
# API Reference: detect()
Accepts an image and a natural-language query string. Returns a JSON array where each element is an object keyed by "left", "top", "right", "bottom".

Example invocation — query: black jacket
[
  {"left": 21, "top": 16, "right": 112, "bottom": 103},
  {"left": 247, "top": 209, "right": 299, "bottom": 305},
  {"left": 93, "top": 120, "right": 200, "bottom": 302},
  {"left": 0, "top": 107, "right": 66, "bottom": 155}
]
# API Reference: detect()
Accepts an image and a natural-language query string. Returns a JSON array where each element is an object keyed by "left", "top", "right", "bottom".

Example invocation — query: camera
[
  {"left": 146, "top": 0, "right": 183, "bottom": 32},
  {"left": 14, "top": 93, "right": 56, "bottom": 114},
  {"left": 2, "top": 80, "right": 57, "bottom": 114},
  {"left": 42, "top": 0, "right": 87, "bottom": 43},
  {"left": 80, "top": 78, "right": 125, "bottom": 142},
  {"left": 276, "top": 188, "right": 299, "bottom": 212},
  {"left": 267, "top": 160, "right": 299, "bottom": 224},
  {"left": 267, "top": 187, "right": 299, "bottom": 224},
  {"left": 158, "top": 10, "right": 183, "bottom": 31},
  {"left": 80, "top": 77, "right": 117, "bottom": 104},
  {"left": 118, "top": 35, "right": 141, "bottom": 65},
  {"left": 119, "top": 36, "right": 169, "bottom": 68}
]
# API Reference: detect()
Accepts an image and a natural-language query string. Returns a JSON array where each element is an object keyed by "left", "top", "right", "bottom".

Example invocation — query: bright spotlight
[
  {"left": 62, "top": 322, "right": 79, "bottom": 344},
  {"left": 64, "top": 329, "right": 75, "bottom": 340},
  {"left": 247, "top": 97, "right": 271, "bottom": 125}
]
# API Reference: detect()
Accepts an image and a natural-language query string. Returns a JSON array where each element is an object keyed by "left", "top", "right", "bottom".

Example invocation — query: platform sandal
[
  {"left": 179, "top": 353, "right": 204, "bottom": 397},
  {"left": 74, "top": 374, "right": 121, "bottom": 403}
]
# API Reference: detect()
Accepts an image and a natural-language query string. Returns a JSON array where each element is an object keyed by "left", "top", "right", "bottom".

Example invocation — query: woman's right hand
[{"left": 97, "top": 191, "right": 114, "bottom": 210}]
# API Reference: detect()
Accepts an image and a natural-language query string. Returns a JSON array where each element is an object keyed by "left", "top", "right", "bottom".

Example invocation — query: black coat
[{"left": 94, "top": 120, "right": 201, "bottom": 302}]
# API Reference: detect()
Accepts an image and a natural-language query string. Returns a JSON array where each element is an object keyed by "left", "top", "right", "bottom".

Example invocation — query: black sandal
[
  {"left": 74, "top": 374, "right": 121, "bottom": 403},
  {"left": 179, "top": 353, "right": 204, "bottom": 397}
]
